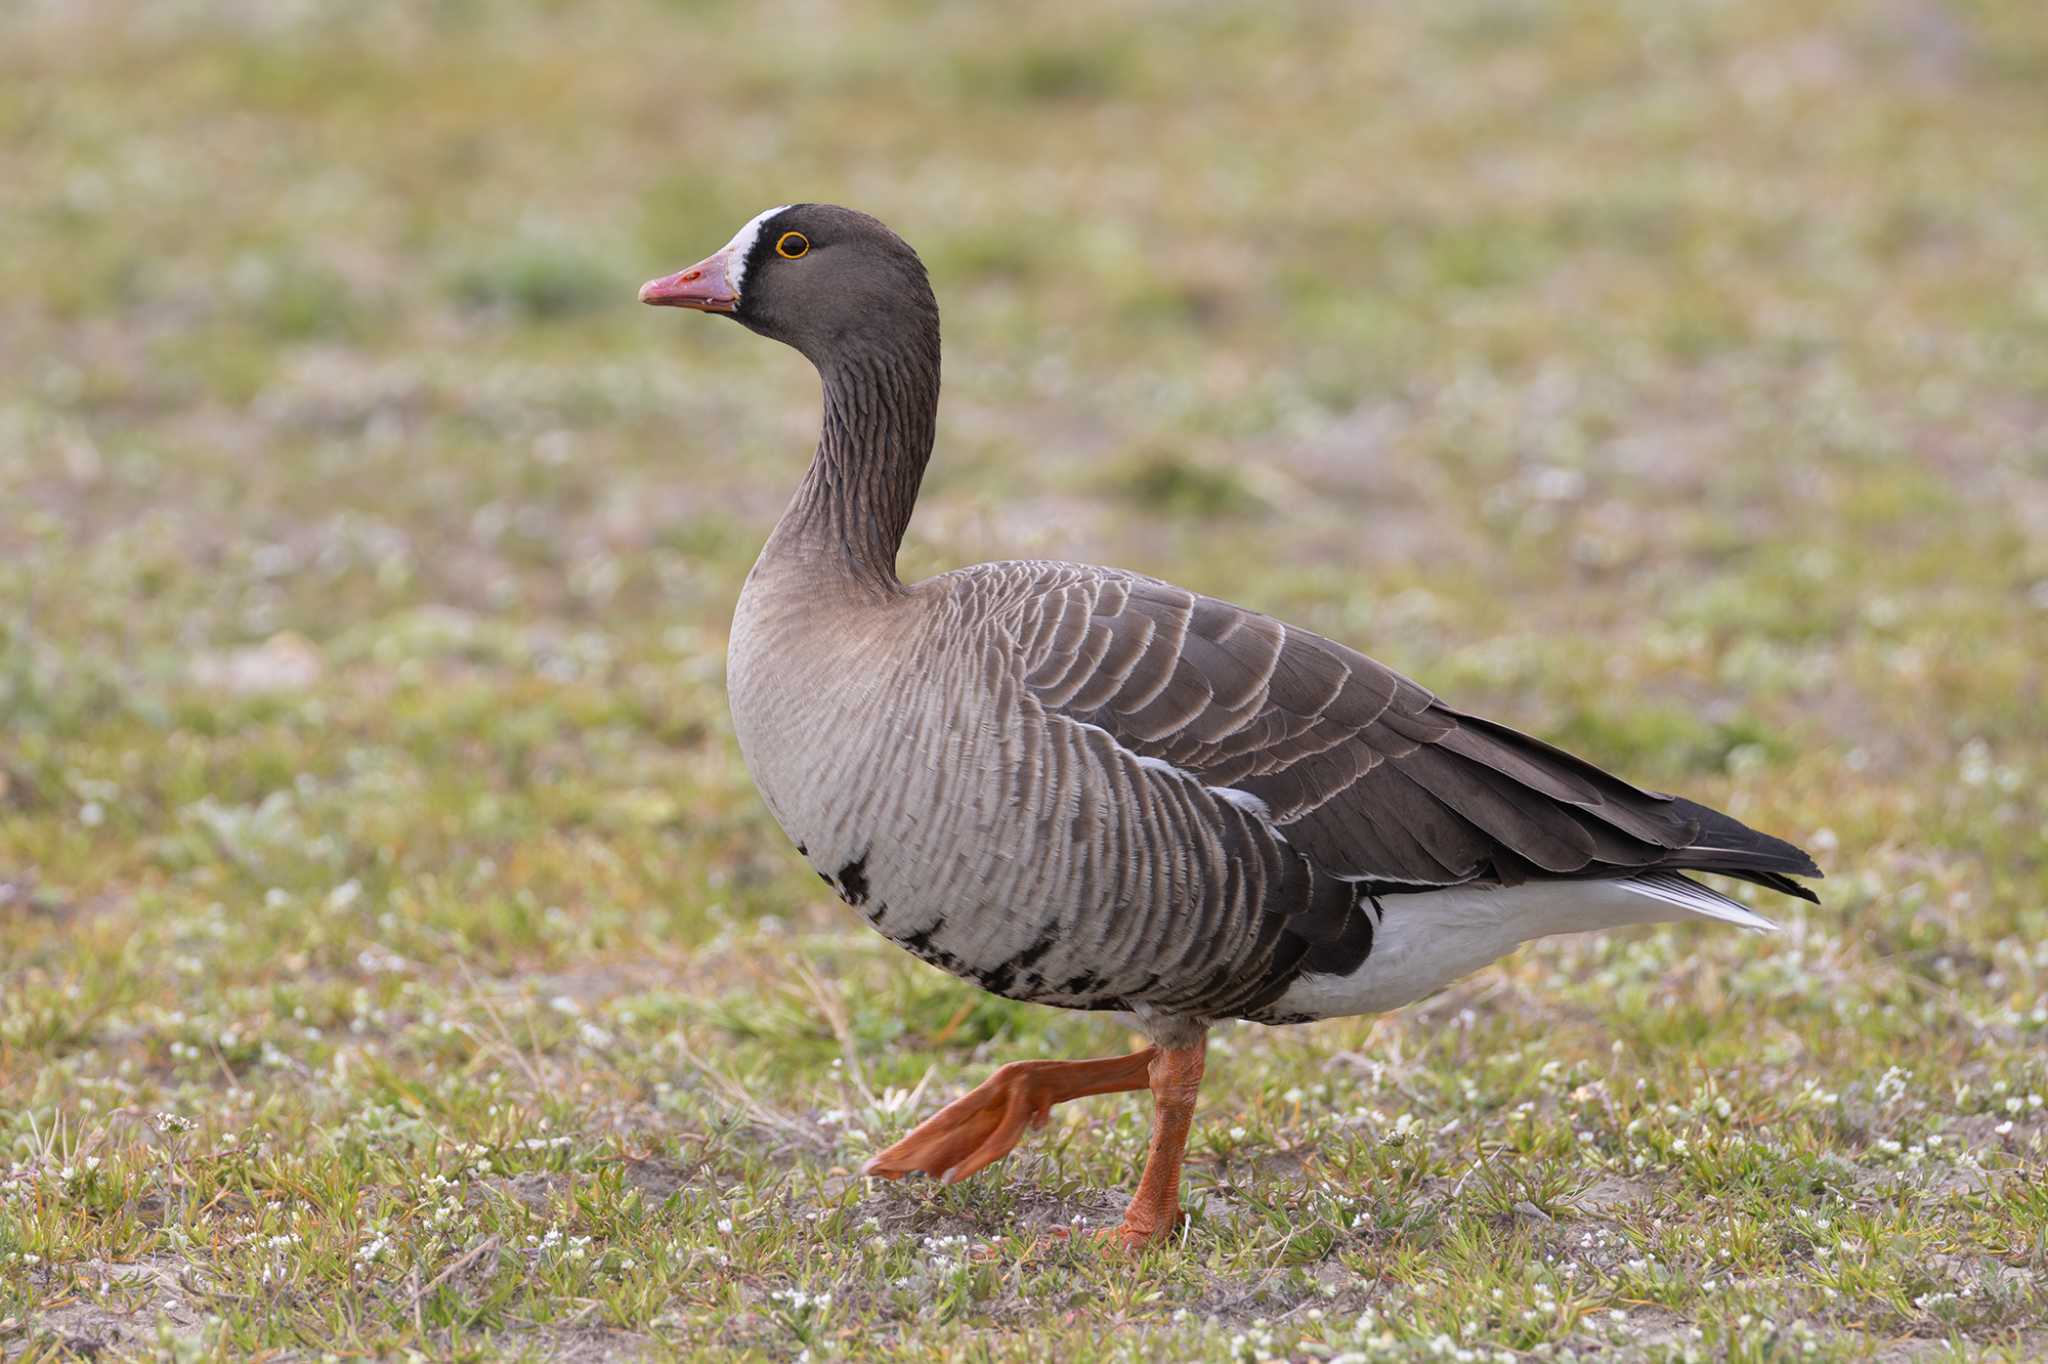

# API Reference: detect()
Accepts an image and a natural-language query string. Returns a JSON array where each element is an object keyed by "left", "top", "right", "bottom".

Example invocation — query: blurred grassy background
[{"left": 3, "top": 1, "right": 2045, "bottom": 1359}]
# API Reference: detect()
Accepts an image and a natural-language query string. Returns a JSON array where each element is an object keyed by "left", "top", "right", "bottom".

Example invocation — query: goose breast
[{"left": 726, "top": 561, "right": 1322, "bottom": 1016}]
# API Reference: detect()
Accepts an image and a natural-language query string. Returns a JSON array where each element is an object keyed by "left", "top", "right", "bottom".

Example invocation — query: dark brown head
[{"left": 641, "top": 204, "right": 937, "bottom": 368}]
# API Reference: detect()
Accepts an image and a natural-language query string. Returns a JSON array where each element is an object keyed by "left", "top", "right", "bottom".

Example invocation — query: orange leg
[
  {"left": 867, "top": 1039, "right": 1209, "bottom": 1252},
  {"left": 1107, "top": 1039, "right": 1207, "bottom": 1249},
  {"left": 865, "top": 1048, "right": 1158, "bottom": 1184}
]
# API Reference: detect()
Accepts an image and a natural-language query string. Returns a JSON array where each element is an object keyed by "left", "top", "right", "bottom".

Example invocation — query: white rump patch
[
  {"left": 723, "top": 205, "right": 792, "bottom": 294},
  {"left": 1269, "top": 875, "right": 1778, "bottom": 1022}
]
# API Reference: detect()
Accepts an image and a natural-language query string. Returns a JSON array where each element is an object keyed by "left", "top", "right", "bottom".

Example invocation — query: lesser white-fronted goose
[{"left": 641, "top": 205, "right": 1821, "bottom": 1250}]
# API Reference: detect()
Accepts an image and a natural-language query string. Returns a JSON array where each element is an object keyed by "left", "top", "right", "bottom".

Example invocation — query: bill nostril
[{"left": 682, "top": 270, "right": 702, "bottom": 282}]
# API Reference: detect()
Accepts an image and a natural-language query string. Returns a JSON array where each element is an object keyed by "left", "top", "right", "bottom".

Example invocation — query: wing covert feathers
[{"left": 993, "top": 564, "right": 1822, "bottom": 903}]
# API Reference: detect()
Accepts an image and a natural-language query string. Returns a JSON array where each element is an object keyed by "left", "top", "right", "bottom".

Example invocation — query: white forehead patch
[{"left": 722, "top": 205, "right": 792, "bottom": 295}]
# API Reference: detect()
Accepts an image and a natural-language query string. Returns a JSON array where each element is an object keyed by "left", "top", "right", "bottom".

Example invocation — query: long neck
[{"left": 770, "top": 320, "right": 941, "bottom": 592}]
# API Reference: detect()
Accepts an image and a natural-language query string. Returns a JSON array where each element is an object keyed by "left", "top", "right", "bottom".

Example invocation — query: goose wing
[{"left": 992, "top": 564, "right": 1821, "bottom": 901}]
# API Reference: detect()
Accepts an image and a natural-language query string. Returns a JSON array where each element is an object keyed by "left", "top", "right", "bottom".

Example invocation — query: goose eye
[{"left": 775, "top": 231, "right": 810, "bottom": 260}]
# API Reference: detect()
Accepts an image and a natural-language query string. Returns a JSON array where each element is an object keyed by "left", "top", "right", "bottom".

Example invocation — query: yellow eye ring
[{"left": 775, "top": 231, "right": 810, "bottom": 260}]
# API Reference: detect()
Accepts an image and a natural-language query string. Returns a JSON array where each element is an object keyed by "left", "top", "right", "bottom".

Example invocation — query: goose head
[{"left": 640, "top": 204, "right": 937, "bottom": 366}]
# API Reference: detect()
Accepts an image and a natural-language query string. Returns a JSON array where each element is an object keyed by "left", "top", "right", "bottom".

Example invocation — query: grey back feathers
[{"left": 708, "top": 206, "right": 1821, "bottom": 1034}]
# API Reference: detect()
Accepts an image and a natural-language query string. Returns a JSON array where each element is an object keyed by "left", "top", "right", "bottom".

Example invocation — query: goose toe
[{"left": 865, "top": 1071, "right": 1049, "bottom": 1182}]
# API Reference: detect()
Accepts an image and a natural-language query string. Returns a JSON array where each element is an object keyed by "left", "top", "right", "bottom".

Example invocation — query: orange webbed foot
[
  {"left": 864, "top": 1050, "right": 1158, "bottom": 1185},
  {"left": 863, "top": 1063, "right": 1055, "bottom": 1184},
  {"left": 865, "top": 1043, "right": 1198, "bottom": 1255}
]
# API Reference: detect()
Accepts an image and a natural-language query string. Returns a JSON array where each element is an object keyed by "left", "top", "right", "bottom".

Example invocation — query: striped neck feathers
[{"left": 775, "top": 313, "right": 941, "bottom": 591}]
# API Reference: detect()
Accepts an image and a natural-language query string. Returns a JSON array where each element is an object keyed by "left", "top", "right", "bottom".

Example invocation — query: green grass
[{"left": 3, "top": 0, "right": 2046, "bottom": 1358}]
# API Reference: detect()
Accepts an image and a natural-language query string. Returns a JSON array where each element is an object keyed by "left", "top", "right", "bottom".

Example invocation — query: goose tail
[{"left": 1621, "top": 870, "right": 1780, "bottom": 933}]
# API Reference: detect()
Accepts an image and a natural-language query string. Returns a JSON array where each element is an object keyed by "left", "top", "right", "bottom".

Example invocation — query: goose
[{"left": 641, "top": 204, "right": 1822, "bottom": 1250}]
